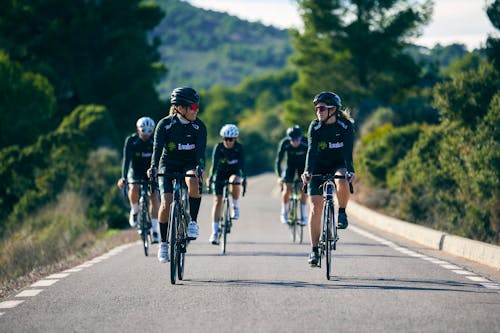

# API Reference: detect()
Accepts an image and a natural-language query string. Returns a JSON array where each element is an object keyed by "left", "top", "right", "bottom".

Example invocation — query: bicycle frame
[
  {"left": 128, "top": 180, "right": 156, "bottom": 257},
  {"left": 158, "top": 172, "right": 197, "bottom": 285},
  {"left": 287, "top": 179, "right": 304, "bottom": 243},
  {"left": 212, "top": 179, "right": 241, "bottom": 255}
]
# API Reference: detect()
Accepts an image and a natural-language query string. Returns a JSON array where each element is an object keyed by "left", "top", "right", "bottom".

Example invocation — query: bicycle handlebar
[
  {"left": 208, "top": 178, "right": 247, "bottom": 197},
  {"left": 306, "top": 173, "right": 354, "bottom": 194}
]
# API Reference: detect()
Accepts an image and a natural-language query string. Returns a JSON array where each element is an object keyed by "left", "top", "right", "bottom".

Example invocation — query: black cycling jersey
[
  {"left": 151, "top": 114, "right": 207, "bottom": 172},
  {"left": 275, "top": 136, "right": 308, "bottom": 177},
  {"left": 305, "top": 117, "right": 355, "bottom": 174},
  {"left": 210, "top": 141, "right": 245, "bottom": 177},
  {"left": 121, "top": 133, "right": 153, "bottom": 180}
]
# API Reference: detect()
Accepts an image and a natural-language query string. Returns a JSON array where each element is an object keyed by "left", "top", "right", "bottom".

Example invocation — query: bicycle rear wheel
[
  {"left": 169, "top": 203, "right": 178, "bottom": 284},
  {"left": 178, "top": 213, "right": 187, "bottom": 280}
]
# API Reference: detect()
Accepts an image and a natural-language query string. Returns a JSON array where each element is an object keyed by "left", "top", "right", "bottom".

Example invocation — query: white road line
[
  {"left": 350, "top": 225, "right": 499, "bottom": 290},
  {"left": 31, "top": 279, "right": 59, "bottom": 287},
  {"left": 466, "top": 276, "right": 489, "bottom": 282},
  {"left": 46, "top": 273, "right": 70, "bottom": 279},
  {"left": 64, "top": 268, "right": 83, "bottom": 273},
  {"left": 16, "top": 289, "right": 43, "bottom": 297},
  {"left": 0, "top": 300, "right": 24, "bottom": 309}
]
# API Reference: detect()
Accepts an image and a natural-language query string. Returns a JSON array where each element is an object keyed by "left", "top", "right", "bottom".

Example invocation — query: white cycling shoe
[
  {"left": 187, "top": 221, "right": 199, "bottom": 240},
  {"left": 158, "top": 242, "right": 168, "bottom": 263}
]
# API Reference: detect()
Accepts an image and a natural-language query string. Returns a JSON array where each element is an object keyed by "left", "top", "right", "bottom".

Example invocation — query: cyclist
[
  {"left": 117, "top": 117, "right": 160, "bottom": 243},
  {"left": 207, "top": 124, "right": 246, "bottom": 245},
  {"left": 301, "top": 91, "right": 356, "bottom": 267},
  {"left": 275, "top": 125, "right": 308, "bottom": 225},
  {"left": 147, "top": 87, "right": 207, "bottom": 263}
]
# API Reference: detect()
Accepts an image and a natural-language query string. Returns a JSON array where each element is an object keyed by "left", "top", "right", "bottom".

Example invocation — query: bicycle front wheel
[
  {"left": 221, "top": 199, "right": 230, "bottom": 254},
  {"left": 324, "top": 201, "right": 334, "bottom": 280},
  {"left": 139, "top": 200, "right": 151, "bottom": 257},
  {"left": 289, "top": 199, "right": 298, "bottom": 243},
  {"left": 169, "top": 203, "right": 179, "bottom": 284}
]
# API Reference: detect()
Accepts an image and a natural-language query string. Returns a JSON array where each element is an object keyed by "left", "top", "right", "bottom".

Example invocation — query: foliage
[
  {"left": 286, "top": 0, "right": 433, "bottom": 125},
  {"left": 0, "top": 51, "right": 57, "bottom": 149},
  {"left": 357, "top": 123, "right": 422, "bottom": 187},
  {"left": 0, "top": 0, "right": 166, "bottom": 138}
]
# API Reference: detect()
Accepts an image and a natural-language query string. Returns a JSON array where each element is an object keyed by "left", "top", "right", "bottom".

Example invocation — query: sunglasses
[
  {"left": 224, "top": 137, "right": 235, "bottom": 142},
  {"left": 189, "top": 103, "right": 199, "bottom": 111},
  {"left": 140, "top": 128, "right": 153, "bottom": 134},
  {"left": 290, "top": 137, "right": 301, "bottom": 142},
  {"left": 315, "top": 105, "right": 334, "bottom": 112}
]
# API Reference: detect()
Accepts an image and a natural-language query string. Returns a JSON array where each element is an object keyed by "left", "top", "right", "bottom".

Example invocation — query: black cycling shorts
[
  {"left": 281, "top": 164, "right": 305, "bottom": 183},
  {"left": 158, "top": 162, "right": 197, "bottom": 195},
  {"left": 307, "top": 163, "right": 346, "bottom": 196},
  {"left": 213, "top": 170, "right": 240, "bottom": 196}
]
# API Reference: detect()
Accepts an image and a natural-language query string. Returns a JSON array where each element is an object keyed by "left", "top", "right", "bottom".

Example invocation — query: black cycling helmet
[
  {"left": 313, "top": 91, "right": 342, "bottom": 107},
  {"left": 286, "top": 125, "right": 303, "bottom": 139},
  {"left": 170, "top": 86, "right": 200, "bottom": 106}
]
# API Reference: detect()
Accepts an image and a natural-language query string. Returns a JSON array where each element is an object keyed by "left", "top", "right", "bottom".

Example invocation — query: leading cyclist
[
  {"left": 275, "top": 125, "right": 308, "bottom": 225},
  {"left": 207, "top": 124, "right": 246, "bottom": 245},
  {"left": 301, "top": 91, "right": 356, "bottom": 267},
  {"left": 117, "top": 117, "right": 160, "bottom": 243},
  {"left": 147, "top": 87, "right": 207, "bottom": 263}
]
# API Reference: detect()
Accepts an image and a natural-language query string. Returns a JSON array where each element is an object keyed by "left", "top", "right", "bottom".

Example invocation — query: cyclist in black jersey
[
  {"left": 117, "top": 117, "right": 160, "bottom": 243},
  {"left": 147, "top": 87, "right": 207, "bottom": 263},
  {"left": 301, "top": 91, "right": 356, "bottom": 266},
  {"left": 275, "top": 125, "right": 308, "bottom": 225},
  {"left": 207, "top": 124, "right": 246, "bottom": 245}
]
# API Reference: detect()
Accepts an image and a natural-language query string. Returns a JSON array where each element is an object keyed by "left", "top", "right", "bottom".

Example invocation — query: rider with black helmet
[
  {"left": 301, "top": 91, "right": 356, "bottom": 267},
  {"left": 148, "top": 86, "right": 207, "bottom": 263},
  {"left": 275, "top": 125, "right": 308, "bottom": 225}
]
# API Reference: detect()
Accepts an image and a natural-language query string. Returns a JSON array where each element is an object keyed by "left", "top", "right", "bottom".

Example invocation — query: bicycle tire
[
  {"left": 178, "top": 211, "right": 187, "bottom": 280},
  {"left": 139, "top": 198, "right": 151, "bottom": 257},
  {"left": 289, "top": 198, "right": 297, "bottom": 243},
  {"left": 221, "top": 198, "right": 229, "bottom": 254},
  {"left": 169, "top": 202, "right": 178, "bottom": 284},
  {"left": 325, "top": 201, "right": 334, "bottom": 280}
]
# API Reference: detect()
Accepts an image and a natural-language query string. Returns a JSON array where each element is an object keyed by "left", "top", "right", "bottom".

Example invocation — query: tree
[
  {"left": 0, "top": 0, "right": 166, "bottom": 137},
  {"left": 286, "top": 0, "right": 433, "bottom": 123}
]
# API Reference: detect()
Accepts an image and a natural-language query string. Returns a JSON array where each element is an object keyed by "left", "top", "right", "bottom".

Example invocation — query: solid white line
[
  {"left": 16, "top": 289, "right": 44, "bottom": 297},
  {"left": 350, "top": 224, "right": 499, "bottom": 290},
  {"left": 0, "top": 300, "right": 24, "bottom": 309},
  {"left": 31, "top": 279, "right": 58, "bottom": 287},
  {"left": 64, "top": 268, "right": 83, "bottom": 273}
]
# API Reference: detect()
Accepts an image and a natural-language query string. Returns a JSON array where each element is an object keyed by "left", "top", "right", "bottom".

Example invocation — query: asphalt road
[{"left": 1, "top": 173, "right": 499, "bottom": 332}]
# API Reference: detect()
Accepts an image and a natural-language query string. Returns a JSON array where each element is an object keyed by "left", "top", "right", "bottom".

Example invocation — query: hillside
[{"left": 152, "top": 0, "right": 292, "bottom": 98}]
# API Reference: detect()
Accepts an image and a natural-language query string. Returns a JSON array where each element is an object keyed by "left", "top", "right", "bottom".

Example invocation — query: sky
[{"left": 186, "top": 0, "right": 497, "bottom": 51}]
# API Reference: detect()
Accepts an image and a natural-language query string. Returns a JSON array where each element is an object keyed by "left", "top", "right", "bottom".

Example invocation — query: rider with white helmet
[
  {"left": 207, "top": 124, "right": 246, "bottom": 245},
  {"left": 117, "top": 116, "right": 160, "bottom": 243}
]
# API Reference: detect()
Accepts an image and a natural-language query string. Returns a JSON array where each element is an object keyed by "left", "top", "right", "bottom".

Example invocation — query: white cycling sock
[
  {"left": 212, "top": 222, "right": 219, "bottom": 234},
  {"left": 131, "top": 203, "right": 139, "bottom": 214},
  {"left": 152, "top": 219, "right": 159, "bottom": 233},
  {"left": 282, "top": 202, "right": 289, "bottom": 214},
  {"left": 301, "top": 204, "right": 308, "bottom": 219},
  {"left": 232, "top": 199, "right": 239, "bottom": 209}
]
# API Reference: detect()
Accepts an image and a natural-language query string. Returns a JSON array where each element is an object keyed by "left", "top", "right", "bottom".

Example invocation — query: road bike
[
  {"left": 125, "top": 179, "right": 157, "bottom": 257},
  {"left": 311, "top": 173, "right": 353, "bottom": 280},
  {"left": 159, "top": 172, "right": 198, "bottom": 284},
  {"left": 286, "top": 179, "right": 305, "bottom": 244},
  {"left": 211, "top": 179, "right": 246, "bottom": 254}
]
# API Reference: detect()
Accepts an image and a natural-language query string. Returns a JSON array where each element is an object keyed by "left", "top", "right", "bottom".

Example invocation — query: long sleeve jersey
[
  {"left": 121, "top": 133, "right": 154, "bottom": 179},
  {"left": 274, "top": 136, "right": 308, "bottom": 176},
  {"left": 151, "top": 114, "right": 207, "bottom": 170},
  {"left": 305, "top": 117, "right": 355, "bottom": 173},
  {"left": 209, "top": 141, "right": 245, "bottom": 176}
]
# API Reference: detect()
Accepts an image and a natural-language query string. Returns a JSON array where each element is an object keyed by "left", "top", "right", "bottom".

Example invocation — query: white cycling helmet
[
  {"left": 219, "top": 124, "right": 239, "bottom": 138},
  {"left": 136, "top": 116, "right": 155, "bottom": 133}
]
